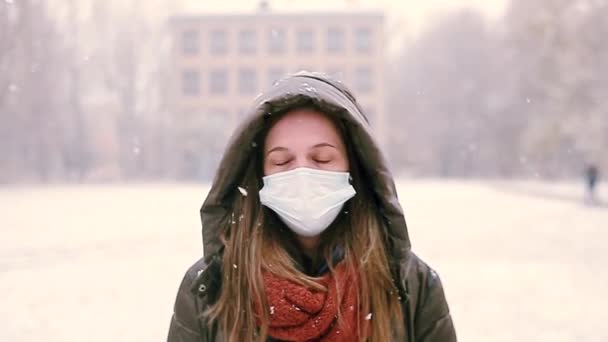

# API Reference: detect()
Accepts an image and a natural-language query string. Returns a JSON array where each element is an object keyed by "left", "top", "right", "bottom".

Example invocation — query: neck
[{"left": 296, "top": 235, "right": 321, "bottom": 260}]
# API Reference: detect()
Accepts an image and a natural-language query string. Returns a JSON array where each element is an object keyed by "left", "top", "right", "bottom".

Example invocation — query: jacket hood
[{"left": 199, "top": 71, "right": 411, "bottom": 265}]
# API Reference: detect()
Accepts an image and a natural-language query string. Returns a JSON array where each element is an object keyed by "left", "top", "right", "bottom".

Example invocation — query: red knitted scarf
[{"left": 258, "top": 263, "right": 365, "bottom": 342}]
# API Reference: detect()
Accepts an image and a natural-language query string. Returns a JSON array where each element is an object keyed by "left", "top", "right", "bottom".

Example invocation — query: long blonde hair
[{"left": 205, "top": 102, "right": 405, "bottom": 341}]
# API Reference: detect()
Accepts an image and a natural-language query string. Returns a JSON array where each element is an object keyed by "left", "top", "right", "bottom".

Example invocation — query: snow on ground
[{"left": 0, "top": 181, "right": 606, "bottom": 341}]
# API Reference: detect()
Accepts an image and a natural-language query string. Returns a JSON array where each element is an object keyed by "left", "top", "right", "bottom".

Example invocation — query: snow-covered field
[{"left": 0, "top": 181, "right": 606, "bottom": 341}]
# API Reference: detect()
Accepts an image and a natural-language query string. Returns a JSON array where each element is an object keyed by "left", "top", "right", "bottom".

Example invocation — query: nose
[{"left": 292, "top": 156, "right": 316, "bottom": 170}]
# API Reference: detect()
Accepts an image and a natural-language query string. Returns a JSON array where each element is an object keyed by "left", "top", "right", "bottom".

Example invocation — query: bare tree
[
  {"left": 0, "top": 0, "right": 67, "bottom": 182},
  {"left": 388, "top": 9, "right": 501, "bottom": 177},
  {"left": 504, "top": 0, "right": 608, "bottom": 177},
  {"left": 388, "top": 2, "right": 608, "bottom": 178},
  {"left": 0, "top": 1, "right": 21, "bottom": 182}
]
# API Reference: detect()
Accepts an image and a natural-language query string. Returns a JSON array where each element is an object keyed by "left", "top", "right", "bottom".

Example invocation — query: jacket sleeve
[
  {"left": 167, "top": 264, "right": 204, "bottom": 342},
  {"left": 413, "top": 263, "right": 457, "bottom": 342}
]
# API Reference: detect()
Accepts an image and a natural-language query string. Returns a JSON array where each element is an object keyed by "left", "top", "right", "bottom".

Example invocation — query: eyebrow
[
  {"left": 265, "top": 143, "right": 338, "bottom": 157},
  {"left": 266, "top": 146, "right": 288, "bottom": 156},
  {"left": 312, "top": 143, "right": 338, "bottom": 150}
]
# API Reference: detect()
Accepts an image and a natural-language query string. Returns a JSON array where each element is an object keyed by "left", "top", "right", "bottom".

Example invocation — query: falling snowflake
[
  {"left": 238, "top": 186, "right": 248, "bottom": 196},
  {"left": 365, "top": 313, "right": 372, "bottom": 320},
  {"left": 300, "top": 82, "right": 316, "bottom": 93}
]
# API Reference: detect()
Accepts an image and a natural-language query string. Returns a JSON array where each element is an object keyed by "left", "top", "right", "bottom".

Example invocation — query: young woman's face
[{"left": 264, "top": 109, "right": 349, "bottom": 176}]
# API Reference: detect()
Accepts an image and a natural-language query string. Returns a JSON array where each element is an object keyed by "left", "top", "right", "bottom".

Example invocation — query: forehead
[{"left": 264, "top": 109, "right": 344, "bottom": 148}]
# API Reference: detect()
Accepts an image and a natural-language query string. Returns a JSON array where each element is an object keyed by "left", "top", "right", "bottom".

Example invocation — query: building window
[
  {"left": 354, "top": 67, "right": 373, "bottom": 93},
  {"left": 296, "top": 29, "right": 314, "bottom": 53},
  {"left": 267, "top": 67, "right": 285, "bottom": 86},
  {"left": 182, "top": 29, "right": 199, "bottom": 55},
  {"left": 239, "top": 29, "right": 256, "bottom": 54},
  {"left": 327, "top": 28, "right": 345, "bottom": 53},
  {"left": 355, "top": 28, "right": 372, "bottom": 53},
  {"left": 209, "top": 69, "right": 228, "bottom": 94},
  {"left": 182, "top": 69, "right": 200, "bottom": 96},
  {"left": 268, "top": 28, "right": 286, "bottom": 54},
  {"left": 238, "top": 68, "right": 257, "bottom": 94},
  {"left": 210, "top": 29, "right": 227, "bottom": 55}
]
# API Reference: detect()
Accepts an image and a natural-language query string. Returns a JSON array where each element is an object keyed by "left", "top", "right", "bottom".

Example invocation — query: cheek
[
  {"left": 336, "top": 150, "right": 350, "bottom": 170},
  {"left": 263, "top": 159, "right": 284, "bottom": 176},
  {"left": 336, "top": 157, "right": 349, "bottom": 172}
]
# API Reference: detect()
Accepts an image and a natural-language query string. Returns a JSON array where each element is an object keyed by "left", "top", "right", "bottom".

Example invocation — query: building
[{"left": 168, "top": 8, "right": 386, "bottom": 177}]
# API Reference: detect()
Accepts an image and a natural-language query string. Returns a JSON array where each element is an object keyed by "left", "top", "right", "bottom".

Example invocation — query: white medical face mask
[{"left": 259, "top": 167, "right": 356, "bottom": 237}]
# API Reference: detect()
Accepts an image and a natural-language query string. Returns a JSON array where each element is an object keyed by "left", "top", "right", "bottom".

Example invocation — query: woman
[{"left": 168, "top": 72, "right": 456, "bottom": 341}]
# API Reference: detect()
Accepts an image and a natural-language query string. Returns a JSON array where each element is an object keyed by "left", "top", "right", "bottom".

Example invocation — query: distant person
[
  {"left": 167, "top": 72, "right": 456, "bottom": 341},
  {"left": 585, "top": 164, "right": 599, "bottom": 204}
]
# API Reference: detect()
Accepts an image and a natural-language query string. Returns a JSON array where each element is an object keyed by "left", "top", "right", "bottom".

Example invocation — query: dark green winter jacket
[{"left": 167, "top": 72, "right": 457, "bottom": 342}]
